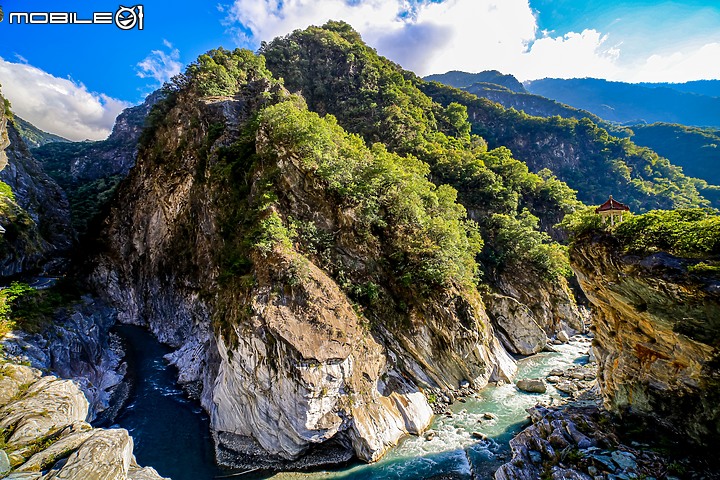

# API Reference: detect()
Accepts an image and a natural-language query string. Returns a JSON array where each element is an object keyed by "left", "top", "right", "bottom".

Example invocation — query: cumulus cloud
[
  {"left": 636, "top": 42, "right": 720, "bottom": 82},
  {"left": 223, "top": 0, "right": 720, "bottom": 82},
  {"left": 136, "top": 40, "right": 183, "bottom": 86},
  {"left": 0, "top": 57, "right": 129, "bottom": 141}
]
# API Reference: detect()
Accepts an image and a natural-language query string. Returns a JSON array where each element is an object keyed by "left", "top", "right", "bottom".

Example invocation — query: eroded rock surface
[
  {"left": 0, "top": 363, "right": 165, "bottom": 480},
  {"left": 90, "top": 60, "right": 517, "bottom": 467},
  {"left": 571, "top": 232, "right": 720, "bottom": 447}
]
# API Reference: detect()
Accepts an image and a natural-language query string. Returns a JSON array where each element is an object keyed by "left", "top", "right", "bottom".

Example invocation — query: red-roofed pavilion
[{"left": 595, "top": 195, "right": 630, "bottom": 226}]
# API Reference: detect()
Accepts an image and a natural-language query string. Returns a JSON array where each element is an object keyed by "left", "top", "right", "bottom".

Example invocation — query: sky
[{"left": 0, "top": 0, "right": 719, "bottom": 141}]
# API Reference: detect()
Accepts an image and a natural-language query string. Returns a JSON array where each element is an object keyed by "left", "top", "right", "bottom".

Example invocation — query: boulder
[{"left": 516, "top": 378, "right": 547, "bottom": 394}]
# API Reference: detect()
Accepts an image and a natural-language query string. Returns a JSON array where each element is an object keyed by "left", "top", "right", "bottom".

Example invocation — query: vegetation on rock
[
  {"left": 420, "top": 81, "right": 714, "bottom": 211},
  {"left": 261, "top": 22, "right": 578, "bottom": 284}
]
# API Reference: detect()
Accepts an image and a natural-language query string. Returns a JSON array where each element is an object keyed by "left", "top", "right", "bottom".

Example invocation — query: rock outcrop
[
  {"left": 495, "top": 405, "right": 672, "bottom": 480},
  {"left": 571, "top": 232, "right": 720, "bottom": 447},
  {"left": 90, "top": 52, "right": 516, "bottom": 467},
  {"left": 0, "top": 362, "right": 165, "bottom": 480},
  {"left": 485, "top": 273, "right": 587, "bottom": 355},
  {"left": 1, "top": 296, "right": 125, "bottom": 422}
]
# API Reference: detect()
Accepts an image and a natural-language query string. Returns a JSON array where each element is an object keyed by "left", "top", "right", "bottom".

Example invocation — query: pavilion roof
[{"left": 595, "top": 196, "right": 630, "bottom": 213}]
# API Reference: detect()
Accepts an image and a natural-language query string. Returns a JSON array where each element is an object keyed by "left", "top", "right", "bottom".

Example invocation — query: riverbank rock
[
  {"left": 544, "top": 362, "right": 597, "bottom": 402},
  {"left": 516, "top": 378, "right": 546, "bottom": 394},
  {"left": 494, "top": 404, "right": 714, "bottom": 480},
  {"left": 0, "top": 362, "right": 165, "bottom": 479},
  {"left": 1, "top": 296, "right": 126, "bottom": 421},
  {"left": 485, "top": 294, "right": 547, "bottom": 355}
]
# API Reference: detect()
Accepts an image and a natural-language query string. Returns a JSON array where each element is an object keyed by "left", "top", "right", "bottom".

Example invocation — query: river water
[{"left": 112, "top": 325, "right": 589, "bottom": 480}]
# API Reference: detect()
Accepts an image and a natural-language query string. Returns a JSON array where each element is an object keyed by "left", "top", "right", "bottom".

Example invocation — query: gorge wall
[
  {"left": 89, "top": 51, "right": 518, "bottom": 468},
  {"left": 571, "top": 231, "right": 720, "bottom": 446}
]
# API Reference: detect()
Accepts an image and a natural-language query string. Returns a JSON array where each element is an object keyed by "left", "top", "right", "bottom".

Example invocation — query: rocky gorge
[
  {"left": 0, "top": 21, "right": 719, "bottom": 480},
  {"left": 0, "top": 92, "right": 164, "bottom": 479}
]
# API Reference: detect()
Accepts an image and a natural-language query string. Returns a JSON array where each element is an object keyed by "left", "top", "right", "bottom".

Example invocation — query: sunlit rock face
[
  {"left": 90, "top": 56, "right": 517, "bottom": 467},
  {"left": 571, "top": 232, "right": 720, "bottom": 447}
]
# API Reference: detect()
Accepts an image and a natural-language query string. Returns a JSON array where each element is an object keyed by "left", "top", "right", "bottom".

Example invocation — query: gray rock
[
  {"left": 547, "top": 375, "right": 562, "bottom": 383},
  {"left": 610, "top": 450, "right": 637, "bottom": 470},
  {"left": 555, "top": 381, "right": 578, "bottom": 395},
  {"left": 516, "top": 378, "right": 547, "bottom": 394},
  {"left": 557, "top": 330, "right": 570, "bottom": 343},
  {"left": 486, "top": 294, "right": 547, "bottom": 355},
  {"left": 0, "top": 376, "right": 89, "bottom": 448},
  {"left": 0, "top": 449, "right": 10, "bottom": 475},
  {"left": 590, "top": 454, "right": 616, "bottom": 472}
]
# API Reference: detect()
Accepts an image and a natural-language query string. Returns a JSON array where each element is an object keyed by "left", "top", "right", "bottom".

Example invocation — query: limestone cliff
[
  {"left": 571, "top": 231, "right": 720, "bottom": 447},
  {"left": 90, "top": 50, "right": 516, "bottom": 467},
  {"left": 486, "top": 272, "right": 586, "bottom": 355},
  {"left": 1, "top": 296, "right": 125, "bottom": 422},
  {"left": 0, "top": 362, "right": 165, "bottom": 479}
]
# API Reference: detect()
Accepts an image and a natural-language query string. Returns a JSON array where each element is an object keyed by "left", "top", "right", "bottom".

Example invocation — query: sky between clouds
[{"left": 0, "top": 0, "right": 719, "bottom": 140}]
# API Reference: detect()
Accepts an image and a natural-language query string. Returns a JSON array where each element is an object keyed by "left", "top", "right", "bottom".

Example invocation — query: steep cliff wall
[
  {"left": 0, "top": 101, "right": 73, "bottom": 276},
  {"left": 571, "top": 231, "right": 720, "bottom": 446},
  {"left": 90, "top": 50, "right": 516, "bottom": 467},
  {"left": 32, "top": 92, "right": 160, "bottom": 236}
]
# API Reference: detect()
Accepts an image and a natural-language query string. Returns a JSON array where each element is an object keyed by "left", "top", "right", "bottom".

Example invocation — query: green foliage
[
  {"left": 419, "top": 81, "right": 713, "bottom": 211},
  {"left": 12, "top": 116, "right": 68, "bottom": 148},
  {"left": 614, "top": 208, "right": 720, "bottom": 258},
  {"left": 0, "top": 180, "right": 15, "bottom": 204},
  {"left": 8, "top": 280, "right": 82, "bottom": 334},
  {"left": 261, "top": 22, "right": 440, "bottom": 155},
  {"left": 184, "top": 47, "right": 273, "bottom": 97},
  {"left": 258, "top": 100, "right": 483, "bottom": 288},
  {"left": 559, "top": 206, "right": 606, "bottom": 238},
  {"left": 0, "top": 283, "right": 33, "bottom": 337},
  {"left": 687, "top": 261, "right": 720, "bottom": 275},
  {"left": 481, "top": 210, "right": 572, "bottom": 281},
  {"left": 31, "top": 141, "right": 123, "bottom": 236},
  {"left": 254, "top": 211, "right": 294, "bottom": 254},
  {"left": 630, "top": 123, "right": 720, "bottom": 187},
  {"left": 261, "top": 23, "right": 580, "bottom": 283},
  {"left": 3, "top": 96, "right": 12, "bottom": 120}
]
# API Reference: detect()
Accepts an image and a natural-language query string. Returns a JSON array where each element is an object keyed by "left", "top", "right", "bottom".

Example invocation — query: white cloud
[
  {"left": 0, "top": 57, "right": 130, "bottom": 141},
  {"left": 634, "top": 42, "right": 720, "bottom": 83},
  {"left": 223, "top": 0, "right": 720, "bottom": 82},
  {"left": 136, "top": 41, "right": 182, "bottom": 86}
]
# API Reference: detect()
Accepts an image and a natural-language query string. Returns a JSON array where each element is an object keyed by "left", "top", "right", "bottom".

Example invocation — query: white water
[{"left": 265, "top": 339, "right": 591, "bottom": 480}]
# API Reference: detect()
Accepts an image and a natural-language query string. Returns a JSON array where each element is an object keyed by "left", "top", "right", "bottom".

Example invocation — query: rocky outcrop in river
[
  {"left": 0, "top": 362, "right": 164, "bottom": 479},
  {"left": 89, "top": 50, "right": 517, "bottom": 468}
]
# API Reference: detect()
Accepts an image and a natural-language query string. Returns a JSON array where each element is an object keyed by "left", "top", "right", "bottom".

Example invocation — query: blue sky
[{"left": 1, "top": 0, "right": 719, "bottom": 140}]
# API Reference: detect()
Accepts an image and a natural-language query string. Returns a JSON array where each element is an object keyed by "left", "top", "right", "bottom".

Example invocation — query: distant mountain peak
[{"left": 425, "top": 70, "right": 526, "bottom": 93}]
